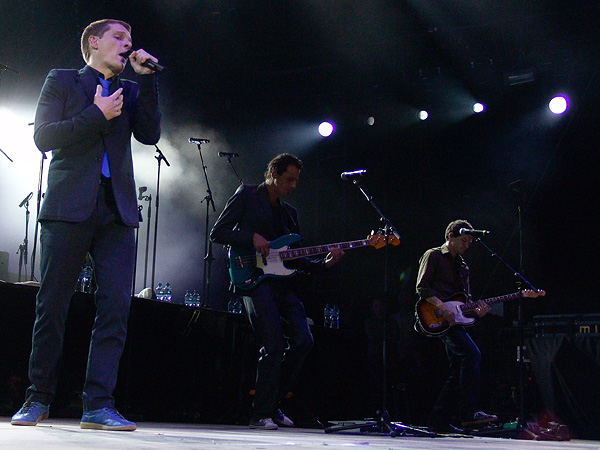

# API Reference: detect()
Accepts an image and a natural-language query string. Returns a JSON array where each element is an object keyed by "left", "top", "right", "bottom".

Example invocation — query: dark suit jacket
[
  {"left": 210, "top": 182, "right": 322, "bottom": 274},
  {"left": 34, "top": 65, "right": 161, "bottom": 227}
]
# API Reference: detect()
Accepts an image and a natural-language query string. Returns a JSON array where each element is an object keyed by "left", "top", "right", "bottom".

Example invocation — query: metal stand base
[{"left": 324, "top": 410, "right": 436, "bottom": 437}]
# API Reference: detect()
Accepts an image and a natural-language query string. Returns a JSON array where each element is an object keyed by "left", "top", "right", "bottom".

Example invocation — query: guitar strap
[
  {"left": 280, "top": 201, "right": 300, "bottom": 235},
  {"left": 458, "top": 256, "right": 472, "bottom": 302}
]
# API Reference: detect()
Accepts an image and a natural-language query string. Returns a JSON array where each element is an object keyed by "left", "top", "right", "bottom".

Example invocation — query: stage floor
[{"left": 1, "top": 418, "right": 597, "bottom": 450}]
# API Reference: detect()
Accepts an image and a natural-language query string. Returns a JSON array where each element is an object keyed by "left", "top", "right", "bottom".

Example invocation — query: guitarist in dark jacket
[
  {"left": 416, "top": 219, "right": 497, "bottom": 433},
  {"left": 211, "top": 153, "right": 344, "bottom": 430}
]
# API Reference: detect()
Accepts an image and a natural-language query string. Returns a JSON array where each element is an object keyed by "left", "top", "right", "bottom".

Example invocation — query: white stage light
[
  {"left": 548, "top": 96, "right": 567, "bottom": 115},
  {"left": 318, "top": 122, "right": 334, "bottom": 137}
]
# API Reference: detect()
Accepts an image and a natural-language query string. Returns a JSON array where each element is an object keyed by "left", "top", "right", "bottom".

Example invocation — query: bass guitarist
[
  {"left": 210, "top": 153, "right": 344, "bottom": 430},
  {"left": 415, "top": 219, "right": 497, "bottom": 433}
]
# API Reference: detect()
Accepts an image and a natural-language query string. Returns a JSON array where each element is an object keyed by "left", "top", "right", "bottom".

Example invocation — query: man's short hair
[
  {"left": 264, "top": 153, "right": 303, "bottom": 180},
  {"left": 445, "top": 219, "right": 473, "bottom": 240},
  {"left": 81, "top": 19, "right": 131, "bottom": 63}
]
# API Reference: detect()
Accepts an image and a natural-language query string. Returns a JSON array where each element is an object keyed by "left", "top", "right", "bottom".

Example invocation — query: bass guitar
[
  {"left": 414, "top": 289, "right": 545, "bottom": 336},
  {"left": 229, "top": 233, "right": 399, "bottom": 290}
]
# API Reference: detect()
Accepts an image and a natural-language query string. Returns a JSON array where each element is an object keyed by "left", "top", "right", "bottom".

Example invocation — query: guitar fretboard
[
  {"left": 460, "top": 292, "right": 522, "bottom": 312},
  {"left": 280, "top": 239, "right": 369, "bottom": 260}
]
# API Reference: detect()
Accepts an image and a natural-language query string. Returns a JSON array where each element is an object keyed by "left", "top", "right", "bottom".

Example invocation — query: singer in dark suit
[{"left": 11, "top": 19, "right": 160, "bottom": 431}]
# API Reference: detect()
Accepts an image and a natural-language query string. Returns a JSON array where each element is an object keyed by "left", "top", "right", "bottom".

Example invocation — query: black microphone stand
[
  {"left": 30, "top": 141, "right": 46, "bottom": 282},
  {"left": 142, "top": 195, "right": 153, "bottom": 290},
  {"left": 132, "top": 204, "right": 143, "bottom": 296},
  {"left": 325, "top": 178, "right": 433, "bottom": 437},
  {"left": 223, "top": 154, "right": 243, "bottom": 184},
  {"left": 1, "top": 64, "right": 20, "bottom": 164},
  {"left": 471, "top": 231, "right": 540, "bottom": 432},
  {"left": 0, "top": 147, "right": 14, "bottom": 162},
  {"left": 190, "top": 139, "right": 216, "bottom": 308},
  {"left": 137, "top": 189, "right": 152, "bottom": 293},
  {"left": 150, "top": 145, "right": 169, "bottom": 291},
  {"left": 1, "top": 62, "right": 20, "bottom": 103},
  {"left": 17, "top": 192, "right": 33, "bottom": 282},
  {"left": 508, "top": 180, "right": 535, "bottom": 430}
]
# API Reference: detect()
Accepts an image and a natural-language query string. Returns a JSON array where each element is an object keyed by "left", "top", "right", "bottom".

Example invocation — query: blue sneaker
[
  {"left": 11, "top": 401, "right": 50, "bottom": 426},
  {"left": 80, "top": 407, "right": 136, "bottom": 431}
]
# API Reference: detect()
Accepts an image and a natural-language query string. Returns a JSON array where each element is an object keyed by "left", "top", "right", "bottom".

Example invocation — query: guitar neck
[
  {"left": 461, "top": 292, "right": 522, "bottom": 311},
  {"left": 280, "top": 239, "right": 369, "bottom": 260}
]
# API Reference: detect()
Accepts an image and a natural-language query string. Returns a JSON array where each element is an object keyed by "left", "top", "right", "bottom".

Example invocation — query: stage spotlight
[
  {"left": 548, "top": 96, "right": 568, "bottom": 115},
  {"left": 418, "top": 110, "right": 428, "bottom": 121},
  {"left": 472, "top": 102, "right": 485, "bottom": 113},
  {"left": 318, "top": 121, "right": 334, "bottom": 137}
]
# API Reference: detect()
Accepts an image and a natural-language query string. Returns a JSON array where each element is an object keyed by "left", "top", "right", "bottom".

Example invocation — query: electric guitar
[
  {"left": 228, "top": 233, "right": 399, "bottom": 290},
  {"left": 414, "top": 289, "right": 545, "bottom": 336}
]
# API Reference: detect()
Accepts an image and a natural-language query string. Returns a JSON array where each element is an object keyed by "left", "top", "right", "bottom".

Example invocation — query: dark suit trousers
[
  {"left": 243, "top": 280, "right": 314, "bottom": 420},
  {"left": 26, "top": 179, "right": 135, "bottom": 411}
]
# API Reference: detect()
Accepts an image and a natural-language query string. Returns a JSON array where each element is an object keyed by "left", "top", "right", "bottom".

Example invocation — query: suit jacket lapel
[
  {"left": 257, "top": 183, "right": 277, "bottom": 238},
  {"left": 78, "top": 66, "right": 98, "bottom": 104}
]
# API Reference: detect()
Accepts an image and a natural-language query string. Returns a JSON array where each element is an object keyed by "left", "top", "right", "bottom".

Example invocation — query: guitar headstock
[
  {"left": 523, "top": 289, "right": 546, "bottom": 299},
  {"left": 367, "top": 233, "right": 401, "bottom": 249}
]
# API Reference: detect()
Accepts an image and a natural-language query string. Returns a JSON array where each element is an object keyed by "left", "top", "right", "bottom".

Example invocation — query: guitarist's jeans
[
  {"left": 430, "top": 327, "right": 481, "bottom": 425},
  {"left": 243, "top": 280, "right": 314, "bottom": 420}
]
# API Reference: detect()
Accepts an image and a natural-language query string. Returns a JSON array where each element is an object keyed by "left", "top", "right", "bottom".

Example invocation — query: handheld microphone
[
  {"left": 218, "top": 151, "right": 239, "bottom": 158},
  {"left": 189, "top": 137, "right": 210, "bottom": 144},
  {"left": 341, "top": 169, "right": 367, "bottom": 181},
  {"left": 120, "top": 50, "right": 164, "bottom": 72},
  {"left": 138, "top": 186, "right": 147, "bottom": 200},
  {"left": 459, "top": 228, "right": 491, "bottom": 237}
]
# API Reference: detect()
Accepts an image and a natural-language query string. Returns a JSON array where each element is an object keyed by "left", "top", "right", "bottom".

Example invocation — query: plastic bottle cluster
[
  {"left": 323, "top": 303, "right": 340, "bottom": 329},
  {"left": 184, "top": 290, "right": 202, "bottom": 307},
  {"left": 154, "top": 282, "right": 173, "bottom": 302}
]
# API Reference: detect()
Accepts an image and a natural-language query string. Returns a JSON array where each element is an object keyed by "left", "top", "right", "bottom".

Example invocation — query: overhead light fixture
[
  {"left": 505, "top": 68, "right": 535, "bottom": 86},
  {"left": 548, "top": 96, "right": 568, "bottom": 115},
  {"left": 318, "top": 122, "right": 334, "bottom": 137}
]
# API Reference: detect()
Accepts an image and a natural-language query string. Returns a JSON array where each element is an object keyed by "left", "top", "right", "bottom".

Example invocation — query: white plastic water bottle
[
  {"left": 184, "top": 290, "right": 193, "bottom": 306},
  {"left": 76, "top": 262, "right": 93, "bottom": 293},
  {"left": 324, "top": 304, "right": 332, "bottom": 328},
  {"left": 164, "top": 283, "right": 172, "bottom": 302},
  {"left": 332, "top": 304, "right": 340, "bottom": 329},
  {"left": 155, "top": 283, "right": 163, "bottom": 301},
  {"left": 235, "top": 297, "right": 244, "bottom": 314},
  {"left": 227, "top": 296, "right": 235, "bottom": 312}
]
